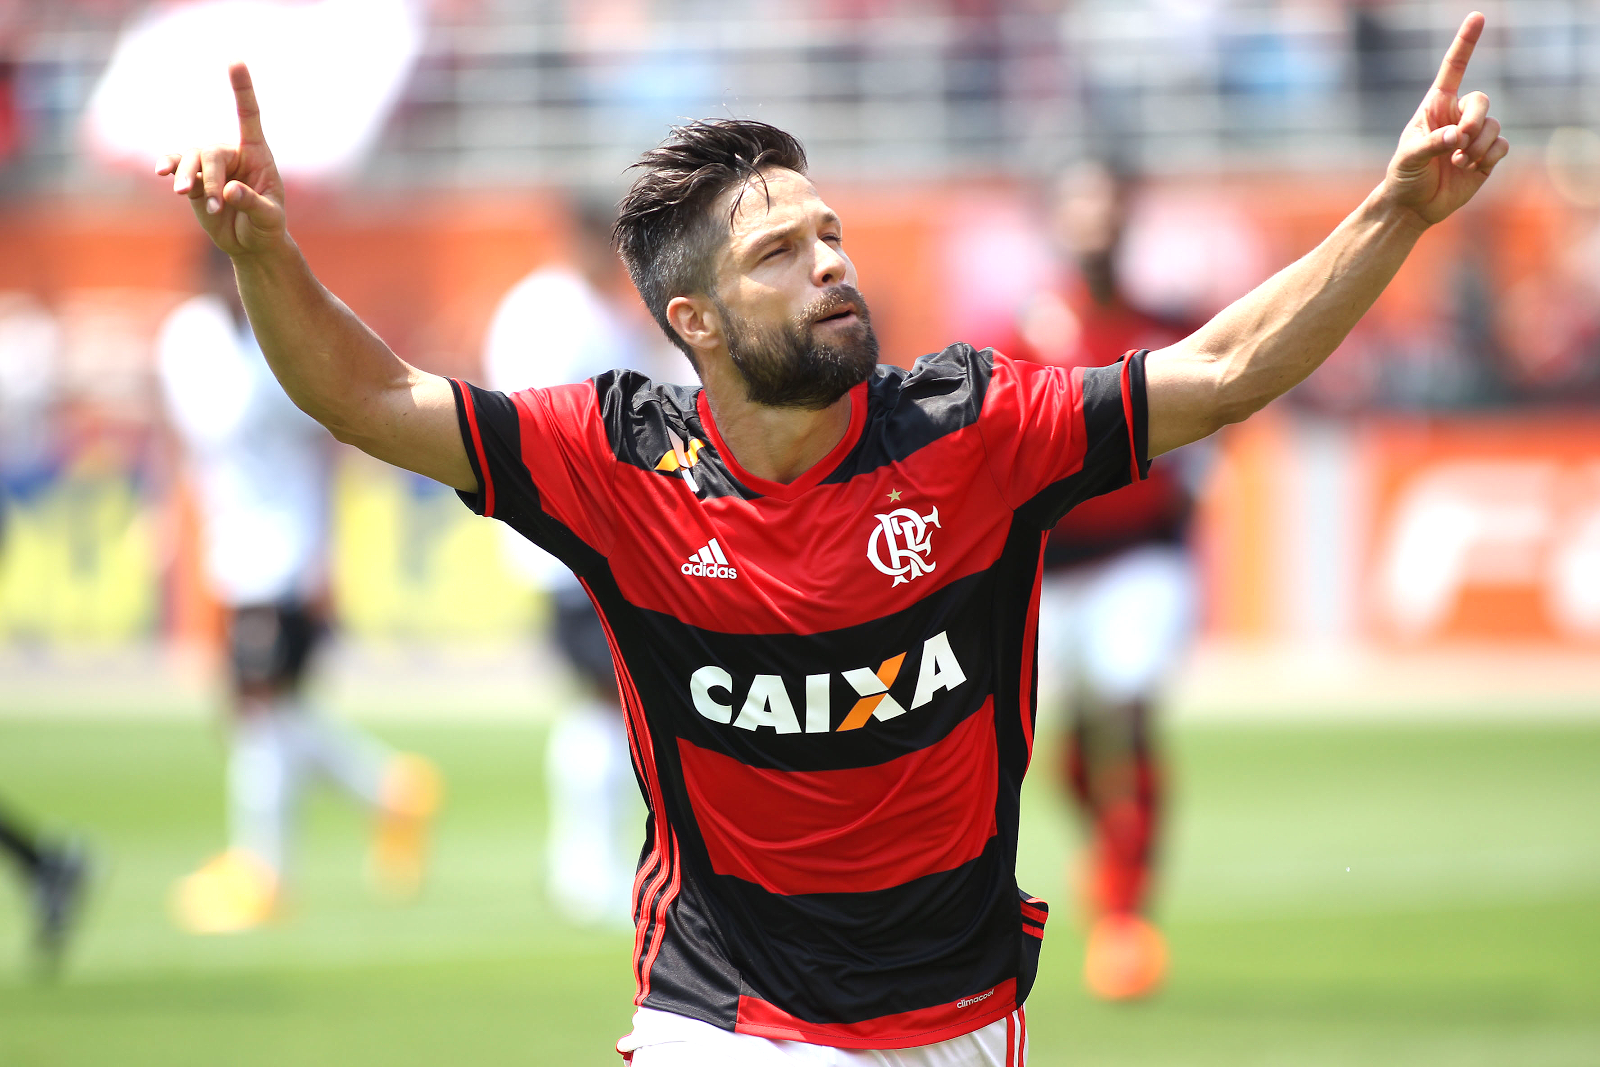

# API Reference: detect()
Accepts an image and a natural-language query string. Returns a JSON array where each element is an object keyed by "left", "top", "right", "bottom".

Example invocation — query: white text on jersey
[
  {"left": 682, "top": 538, "right": 737, "bottom": 580},
  {"left": 688, "top": 631, "right": 967, "bottom": 734}
]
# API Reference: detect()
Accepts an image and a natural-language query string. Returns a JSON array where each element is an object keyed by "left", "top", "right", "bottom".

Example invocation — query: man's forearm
[
  {"left": 1147, "top": 190, "right": 1429, "bottom": 454},
  {"left": 231, "top": 239, "right": 416, "bottom": 446}
]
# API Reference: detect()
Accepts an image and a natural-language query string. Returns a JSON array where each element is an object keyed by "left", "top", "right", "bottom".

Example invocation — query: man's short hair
[{"left": 614, "top": 119, "right": 808, "bottom": 364}]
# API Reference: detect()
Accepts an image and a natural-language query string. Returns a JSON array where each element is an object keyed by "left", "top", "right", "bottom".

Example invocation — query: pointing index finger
[
  {"left": 1432, "top": 11, "right": 1485, "bottom": 96},
  {"left": 230, "top": 61, "right": 265, "bottom": 145}
]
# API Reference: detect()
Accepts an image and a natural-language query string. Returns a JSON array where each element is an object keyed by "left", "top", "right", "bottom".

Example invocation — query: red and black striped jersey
[{"left": 449, "top": 343, "right": 1150, "bottom": 1049}]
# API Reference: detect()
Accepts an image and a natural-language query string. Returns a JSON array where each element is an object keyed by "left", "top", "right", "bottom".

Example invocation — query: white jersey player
[
  {"left": 158, "top": 247, "right": 440, "bottom": 933},
  {"left": 483, "top": 200, "right": 687, "bottom": 926}
]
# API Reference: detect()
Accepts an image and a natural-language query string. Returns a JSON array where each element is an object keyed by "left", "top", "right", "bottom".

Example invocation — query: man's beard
[{"left": 718, "top": 285, "right": 879, "bottom": 410}]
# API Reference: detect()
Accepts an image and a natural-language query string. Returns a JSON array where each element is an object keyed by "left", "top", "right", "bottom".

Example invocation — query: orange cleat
[
  {"left": 368, "top": 753, "right": 442, "bottom": 899},
  {"left": 1083, "top": 912, "right": 1167, "bottom": 1001},
  {"left": 171, "top": 849, "right": 280, "bottom": 934}
]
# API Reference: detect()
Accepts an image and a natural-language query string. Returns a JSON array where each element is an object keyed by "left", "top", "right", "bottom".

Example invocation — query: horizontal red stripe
[
  {"left": 735, "top": 978, "right": 1016, "bottom": 1049},
  {"left": 604, "top": 423, "right": 1014, "bottom": 636},
  {"left": 1019, "top": 901, "right": 1047, "bottom": 924},
  {"left": 678, "top": 701, "right": 998, "bottom": 896}
]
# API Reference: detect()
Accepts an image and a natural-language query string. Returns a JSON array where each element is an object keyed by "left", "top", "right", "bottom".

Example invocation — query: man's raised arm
[
  {"left": 157, "top": 63, "right": 477, "bottom": 493},
  {"left": 1144, "top": 11, "right": 1509, "bottom": 457}
]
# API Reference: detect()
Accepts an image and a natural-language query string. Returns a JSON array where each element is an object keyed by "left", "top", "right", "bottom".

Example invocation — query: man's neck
[{"left": 699, "top": 365, "right": 854, "bottom": 485}]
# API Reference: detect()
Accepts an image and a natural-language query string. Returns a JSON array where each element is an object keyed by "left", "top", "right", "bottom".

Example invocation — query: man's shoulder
[
  {"left": 869, "top": 343, "right": 993, "bottom": 404},
  {"left": 574, "top": 369, "right": 742, "bottom": 493},
  {"left": 588, "top": 368, "right": 701, "bottom": 426},
  {"left": 820, "top": 345, "right": 995, "bottom": 480}
]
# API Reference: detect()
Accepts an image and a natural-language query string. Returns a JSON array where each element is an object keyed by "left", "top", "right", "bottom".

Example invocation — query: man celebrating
[{"left": 159, "top": 13, "right": 1504, "bottom": 1061}]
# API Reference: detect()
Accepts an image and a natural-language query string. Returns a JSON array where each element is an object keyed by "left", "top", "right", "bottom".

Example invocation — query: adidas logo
[{"left": 681, "top": 538, "right": 737, "bottom": 580}]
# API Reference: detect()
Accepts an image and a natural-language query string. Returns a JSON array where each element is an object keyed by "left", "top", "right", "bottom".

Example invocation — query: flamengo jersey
[{"left": 449, "top": 344, "right": 1151, "bottom": 1049}]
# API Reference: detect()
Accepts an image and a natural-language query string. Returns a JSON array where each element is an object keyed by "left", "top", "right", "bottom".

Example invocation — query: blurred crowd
[
  {"left": 3, "top": 1, "right": 1598, "bottom": 181},
  {"left": 0, "top": 0, "right": 1597, "bottom": 653}
]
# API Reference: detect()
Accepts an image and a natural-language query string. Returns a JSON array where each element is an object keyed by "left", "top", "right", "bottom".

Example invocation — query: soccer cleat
[
  {"left": 171, "top": 849, "right": 279, "bottom": 934},
  {"left": 32, "top": 842, "right": 90, "bottom": 973},
  {"left": 1083, "top": 912, "right": 1167, "bottom": 1001},
  {"left": 368, "top": 753, "right": 442, "bottom": 899}
]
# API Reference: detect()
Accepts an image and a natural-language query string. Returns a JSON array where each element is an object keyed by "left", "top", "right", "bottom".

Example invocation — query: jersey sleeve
[
  {"left": 977, "top": 347, "right": 1151, "bottom": 529},
  {"left": 449, "top": 377, "right": 616, "bottom": 574}
]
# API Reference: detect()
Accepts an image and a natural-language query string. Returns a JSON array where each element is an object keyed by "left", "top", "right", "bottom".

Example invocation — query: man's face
[{"left": 709, "top": 167, "right": 878, "bottom": 409}]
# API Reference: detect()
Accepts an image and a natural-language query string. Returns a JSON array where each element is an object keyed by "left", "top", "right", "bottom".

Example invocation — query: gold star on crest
[{"left": 887, "top": 489, "right": 902, "bottom": 502}]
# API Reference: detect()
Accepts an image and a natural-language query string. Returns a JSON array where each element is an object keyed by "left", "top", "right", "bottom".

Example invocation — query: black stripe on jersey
[
  {"left": 634, "top": 869, "right": 745, "bottom": 1028},
  {"left": 821, "top": 345, "right": 989, "bottom": 484},
  {"left": 450, "top": 379, "right": 609, "bottom": 577},
  {"left": 624, "top": 567, "right": 997, "bottom": 773},
  {"left": 449, "top": 377, "right": 489, "bottom": 507},
  {"left": 590, "top": 347, "right": 991, "bottom": 499},
  {"left": 1016, "top": 349, "right": 1151, "bottom": 532},
  {"left": 706, "top": 836, "right": 1019, "bottom": 1024}
]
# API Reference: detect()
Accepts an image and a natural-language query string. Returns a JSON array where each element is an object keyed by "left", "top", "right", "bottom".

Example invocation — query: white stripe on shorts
[{"left": 617, "top": 1005, "right": 1028, "bottom": 1066}]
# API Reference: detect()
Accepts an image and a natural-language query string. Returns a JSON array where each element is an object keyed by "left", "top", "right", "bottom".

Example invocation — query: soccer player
[
  {"left": 157, "top": 245, "right": 441, "bottom": 934},
  {"left": 0, "top": 454, "right": 90, "bottom": 972},
  {"left": 1002, "top": 161, "right": 1200, "bottom": 1001},
  {"left": 482, "top": 196, "right": 673, "bottom": 927},
  {"left": 158, "top": 13, "right": 1504, "bottom": 1059},
  {"left": 0, "top": 798, "right": 87, "bottom": 971}
]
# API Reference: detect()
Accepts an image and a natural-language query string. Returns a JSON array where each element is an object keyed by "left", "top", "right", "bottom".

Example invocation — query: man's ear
[{"left": 667, "top": 295, "right": 720, "bottom": 356}]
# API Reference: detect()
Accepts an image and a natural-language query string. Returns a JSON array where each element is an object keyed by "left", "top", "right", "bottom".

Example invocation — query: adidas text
[{"left": 682, "top": 538, "right": 737, "bottom": 580}]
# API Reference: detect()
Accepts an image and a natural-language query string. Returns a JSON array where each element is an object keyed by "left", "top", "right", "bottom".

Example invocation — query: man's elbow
[
  {"left": 1214, "top": 392, "right": 1265, "bottom": 430},
  {"left": 1149, "top": 343, "right": 1266, "bottom": 448},
  {"left": 1208, "top": 351, "right": 1279, "bottom": 429},
  {"left": 326, "top": 422, "right": 364, "bottom": 448},
  {"left": 311, "top": 400, "right": 371, "bottom": 449},
  {"left": 310, "top": 387, "right": 397, "bottom": 448}
]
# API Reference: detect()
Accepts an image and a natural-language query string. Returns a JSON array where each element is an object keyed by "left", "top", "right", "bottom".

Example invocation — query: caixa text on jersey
[{"left": 688, "top": 631, "right": 967, "bottom": 734}]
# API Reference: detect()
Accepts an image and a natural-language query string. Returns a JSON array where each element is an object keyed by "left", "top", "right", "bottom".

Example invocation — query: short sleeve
[
  {"left": 977, "top": 348, "right": 1151, "bottom": 529},
  {"left": 449, "top": 377, "right": 617, "bottom": 574}
]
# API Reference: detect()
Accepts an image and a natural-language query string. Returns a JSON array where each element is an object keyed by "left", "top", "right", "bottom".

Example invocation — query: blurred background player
[
  {"left": 0, "top": 796, "right": 87, "bottom": 972},
  {"left": 482, "top": 195, "right": 682, "bottom": 926},
  {"left": 157, "top": 245, "right": 441, "bottom": 934},
  {"left": 1002, "top": 160, "right": 1202, "bottom": 1001},
  {"left": 0, "top": 318, "right": 91, "bottom": 972}
]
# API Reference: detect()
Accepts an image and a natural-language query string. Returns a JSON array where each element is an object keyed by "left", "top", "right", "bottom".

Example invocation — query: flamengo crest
[{"left": 867, "top": 505, "right": 940, "bottom": 587}]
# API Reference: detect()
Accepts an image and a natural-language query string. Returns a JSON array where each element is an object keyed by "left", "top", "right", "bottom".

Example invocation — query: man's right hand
[
  {"left": 151, "top": 62, "right": 478, "bottom": 496},
  {"left": 156, "top": 63, "right": 287, "bottom": 257}
]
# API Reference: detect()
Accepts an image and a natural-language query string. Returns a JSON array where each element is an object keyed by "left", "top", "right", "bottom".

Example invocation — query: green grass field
[{"left": 1, "top": 715, "right": 1597, "bottom": 1066}]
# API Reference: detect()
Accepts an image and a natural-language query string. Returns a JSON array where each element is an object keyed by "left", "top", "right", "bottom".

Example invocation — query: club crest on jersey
[
  {"left": 654, "top": 429, "right": 705, "bottom": 493},
  {"left": 867, "top": 505, "right": 940, "bottom": 587}
]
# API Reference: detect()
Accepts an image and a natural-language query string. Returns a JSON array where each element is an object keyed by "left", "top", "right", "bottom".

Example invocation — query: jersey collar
[{"left": 696, "top": 380, "right": 868, "bottom": 502}]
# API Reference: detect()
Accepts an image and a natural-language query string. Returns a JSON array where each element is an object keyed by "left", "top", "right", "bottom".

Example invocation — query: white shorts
[
  {"left": 617, "top": 1006, "right": 1029, "bottom": 1066},
  {"left": 1037, "top": 543, "right": 1197, "bottom": 709}
]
